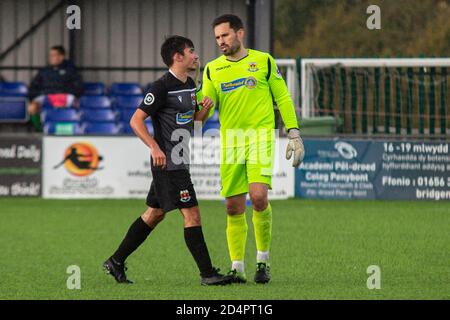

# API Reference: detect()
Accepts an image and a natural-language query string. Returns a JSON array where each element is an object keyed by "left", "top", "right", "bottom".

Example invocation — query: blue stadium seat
[
  {"left": 120, "top": 121, "right": 153, "bottom": 135},
  {"left": 83, "top": 82, "right": 106, "bottom": 96},
  {"left": 0, "top": 97, "right": 28, "bottom": 122},
  {"left": 121, "top": 122, "right": 134, "bottom": 135},
  {"left": 114, "top": 95, "right": 143, "bottom": 108},
  {"left": 202, "top": 120, "right": 220, "bottom": 134},
  {"left": 81, "top": 109, "right": 117, "bottom": 122},
  {"left": 120, "top": 109, "right": 135, "bottom": 122},
  {"left": 209, "top": 110, "right": 219, "bottom": 122},
  {"left": 83, "top": 122, "right": 121, "bottom": 135},
  {"left": 43, "top": 108, "right": 80, "bottom": 122},
  {"left": 120, "top": 109, "right": 152, "bottom": 123},
  {"left": 79, "top": 96, "right": 111, "bottom": 109},
  {"left": 44, "top": 122, "right": 83, "bottom": 135},
  {"left": 0, "top": 82, "right": 28, "bottom": 96},
  {"left": 110, "top": 82, "right": 142, "bottom": 96}
]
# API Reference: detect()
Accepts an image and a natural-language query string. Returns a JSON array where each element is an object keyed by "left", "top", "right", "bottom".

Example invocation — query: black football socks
[
  {"left": 112, "top": 217, "right": 153, "bottom": 264},
  {"left": 184, "top": 226, "right": 215, "bottom": 277}
]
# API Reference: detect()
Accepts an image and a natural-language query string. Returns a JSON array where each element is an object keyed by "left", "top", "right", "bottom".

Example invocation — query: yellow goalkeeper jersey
[{"left": 201, "top": 49, "right": 299, "bottom": 147}]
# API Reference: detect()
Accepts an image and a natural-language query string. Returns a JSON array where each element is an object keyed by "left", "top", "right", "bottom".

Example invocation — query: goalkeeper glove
[{"left": 286, "top": 128, "right": 305, "bottom": 167}]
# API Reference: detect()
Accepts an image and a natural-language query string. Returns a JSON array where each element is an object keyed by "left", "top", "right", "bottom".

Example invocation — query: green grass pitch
[{"left": 0, "top": 198, "right": 448, "bottom": 300}]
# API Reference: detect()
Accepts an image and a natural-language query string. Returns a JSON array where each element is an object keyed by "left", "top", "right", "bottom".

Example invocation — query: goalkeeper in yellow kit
[{"left": 198, "top": 14, "right": 305, "bottom": 284}]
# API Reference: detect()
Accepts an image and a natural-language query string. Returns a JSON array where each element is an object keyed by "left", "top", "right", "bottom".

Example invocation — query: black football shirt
[{"left": 139, "top": 71, "right": 199, "bottom": 171}]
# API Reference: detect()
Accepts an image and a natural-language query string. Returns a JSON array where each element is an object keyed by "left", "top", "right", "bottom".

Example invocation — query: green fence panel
[
  {"left": 373, "top": 68, "right": 380, "bottom": 134},
  {"left": 351, "top": 70, "right": 357, "bottom": 133},
  {"left": 406, "top": 68, "right": 414, "bottom": 135},
  {"left": 384, "top": 67, "right": 391, "bottom": 134},
  {"left": 440, "top": 67, "right": 447, "bottom": 135},
  {"left": 418, "top": 67, "right": 426, "bottom": 134},
  {"left": 395, "top": 68, "right": 402, "bottom": 134},
  {"left": 362, "top": 69, "right": 368, "bottom": 134}
]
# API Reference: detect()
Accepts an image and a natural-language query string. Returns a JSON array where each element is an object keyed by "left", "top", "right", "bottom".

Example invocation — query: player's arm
[
  {"left": 267, "top": 55, "right": 298, "bottom": 130},
  {"left": 200, "top": 64, "right": 218, "bottom": 121},
  {"left": 131, "top": 84, "right": 166, "bottom": 168},
  {"left": 194, "top": 96, "right": 214, "bottom": 122},
  {"left": 267, "top": 54, "right": 305, "bottom": 166}
]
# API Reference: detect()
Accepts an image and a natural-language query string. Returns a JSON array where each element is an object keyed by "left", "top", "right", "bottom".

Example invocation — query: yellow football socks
[
  {"left": 252, "top": 203, "right": 272, "bottom": 262},
  {"left": 226, "top": 213, "right": 248, "bottom": 264}
]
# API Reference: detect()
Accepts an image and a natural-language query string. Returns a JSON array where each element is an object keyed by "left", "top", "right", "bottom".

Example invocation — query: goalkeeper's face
[{"left": 214, "top": 23, "right": 243, "bottom": 56}]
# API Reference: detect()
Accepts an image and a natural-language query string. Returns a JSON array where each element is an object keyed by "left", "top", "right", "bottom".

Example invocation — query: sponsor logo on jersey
[
  {"left": 245, "top": 76, "right": 257, "bottom": 89},
  {"left": 180, "top": 189, "right": 191, "bottom": 202},
  {"left": 216, "top": 65, "right": 231, "bottom": 71},
  {"left": 248, "top": 62, "right": 259, "bottom": 72},
  {"left": 221, "top": 77, "right": 258, "bottom": 92},
  {"left": 176, "top": 109, "right": 194, "bottom": 125},
  {"left": 220, "top": 78, "right": 247, "bottom": 92},
  {"left": 144, "top": 93, "right": 155, "bottom": 105},
  {"left": 177, "top": 96, "right": 182, "bottom": 103}
]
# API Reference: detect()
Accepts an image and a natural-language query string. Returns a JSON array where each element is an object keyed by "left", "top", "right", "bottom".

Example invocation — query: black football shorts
[{"left": 146, "top": 169, "right": 198, "bottom": 213}]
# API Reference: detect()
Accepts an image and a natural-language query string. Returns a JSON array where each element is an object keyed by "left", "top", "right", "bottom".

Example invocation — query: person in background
[{"left": 28, "top": 45, "right": 83, "bottom": 131}]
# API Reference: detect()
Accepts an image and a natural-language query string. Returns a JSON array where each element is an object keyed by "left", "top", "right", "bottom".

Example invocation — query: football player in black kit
[{"left": 103, "top": 36, "right": 232, "bottom": 286}]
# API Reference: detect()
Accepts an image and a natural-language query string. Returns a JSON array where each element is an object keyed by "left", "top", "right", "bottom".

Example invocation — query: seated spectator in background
[{"left": 28, "top": 45, "right": 83, "bottom": 131}]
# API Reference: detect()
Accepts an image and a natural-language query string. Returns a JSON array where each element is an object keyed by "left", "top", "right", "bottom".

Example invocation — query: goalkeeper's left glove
[{"left": 286, "top": 128, "right": 305, "bottom": 167}]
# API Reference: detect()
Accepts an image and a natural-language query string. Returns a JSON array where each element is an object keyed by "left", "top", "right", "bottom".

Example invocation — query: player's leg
[
  {"left": 103, "top": 181, "right": 164, "bottom": 284},
  {"left": 179, "top": 206, "right": 231, "bottom": 285},
  {"left": 103, "top": 207, "right": 164, "bottom": 284},
  {"left": 249, "top": 183, "right": 272, "bottom": 283},
  {"left": 246, "top": 138, "right": 274, "bottom": 284},
  {"left": 170, "top": 169, "right": 231, "bottom": 285},
  {"left": 221, "top": 146, "right": 249, "bottom": 282},
  {"left": 110, "top": 206, "right": 164, "bottom": 263},
  {"left": 224, "top": 194, "right": 248, "bottom": 283}
]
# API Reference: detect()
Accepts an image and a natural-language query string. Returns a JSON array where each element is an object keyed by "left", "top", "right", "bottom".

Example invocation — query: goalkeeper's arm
[{"left": 267, "top": 54, "right": 305, "bottom": 166}]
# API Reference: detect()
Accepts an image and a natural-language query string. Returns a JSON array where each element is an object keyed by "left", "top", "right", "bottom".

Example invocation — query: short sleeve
[{"left": 138, "top": 80, "right": 166, "bottom": 116}]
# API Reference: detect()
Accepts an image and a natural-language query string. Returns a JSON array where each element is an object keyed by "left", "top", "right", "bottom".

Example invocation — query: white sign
[
  {"left": 43, "top": 137, "right": 294, "bottom": 199},
  {"left": 43, "top": 137, "right": 151, "bottom": 198}
]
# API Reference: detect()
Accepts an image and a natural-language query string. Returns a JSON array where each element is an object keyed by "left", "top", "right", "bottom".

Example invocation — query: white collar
[{"left": 169, "top": 69, "right": 182, "bottom": 81}]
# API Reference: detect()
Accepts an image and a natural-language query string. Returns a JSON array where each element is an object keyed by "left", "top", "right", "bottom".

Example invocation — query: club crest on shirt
[
  {"left": 248, "top": 62, "right": 259, "bottom": 72},
  {"left": 191, "top": 92, "right": 197, "bottom": 106},
  {"left": 180, "top": 189, "right": 191, "bottom": 202}
]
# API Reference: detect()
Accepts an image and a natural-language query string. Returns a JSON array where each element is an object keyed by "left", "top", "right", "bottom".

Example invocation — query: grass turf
[{"left": 0, "top": 198, "right": 448, "bottom": 300}]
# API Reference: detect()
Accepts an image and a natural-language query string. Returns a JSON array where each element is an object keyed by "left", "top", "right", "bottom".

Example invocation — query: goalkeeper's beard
[{"left": 223, "top": 42, "right": 241, "bottom": 56}]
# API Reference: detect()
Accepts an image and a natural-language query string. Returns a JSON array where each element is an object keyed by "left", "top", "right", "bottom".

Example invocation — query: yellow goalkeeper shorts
[{"left": 220, "top": 140, "right": 274, "bottom": 198}]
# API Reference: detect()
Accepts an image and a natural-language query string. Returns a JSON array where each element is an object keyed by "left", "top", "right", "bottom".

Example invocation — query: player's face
[
  {"left": 214, "top": 23, "right": 243, "bottom": 56},
  {"left": 49, "top": 49, "right": 64, "bottom": 66},
  {"left": 182, "top": 47, "right": 199, "bottom": 71}
]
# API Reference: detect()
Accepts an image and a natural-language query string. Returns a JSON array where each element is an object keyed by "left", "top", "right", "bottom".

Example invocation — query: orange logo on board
[{"left": 54, "top": 142, "right": 103, "bottom": 176}]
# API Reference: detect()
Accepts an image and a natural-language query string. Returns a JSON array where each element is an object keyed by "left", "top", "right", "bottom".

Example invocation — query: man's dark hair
[
  {"left": 212, "top": 14, "right": 244, "bottom": 32},
  {"left": 160, "top": 35, "right": 194, "bottom": 67},
  {"left": 50, "top": 45, "right": 66, "bottom": 55}
]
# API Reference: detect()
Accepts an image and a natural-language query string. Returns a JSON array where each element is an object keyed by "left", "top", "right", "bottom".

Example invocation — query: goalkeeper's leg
[
  {"left": 249, "top": 183, "right": 272, "bottom": 284},
  {"left": 225, "top": 194, "right": 248, "bottom": 283}
]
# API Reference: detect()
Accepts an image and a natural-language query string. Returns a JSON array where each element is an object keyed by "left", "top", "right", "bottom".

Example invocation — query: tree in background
[{"left": 274, "top": 0, "right": 450, "bottom": 57}]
